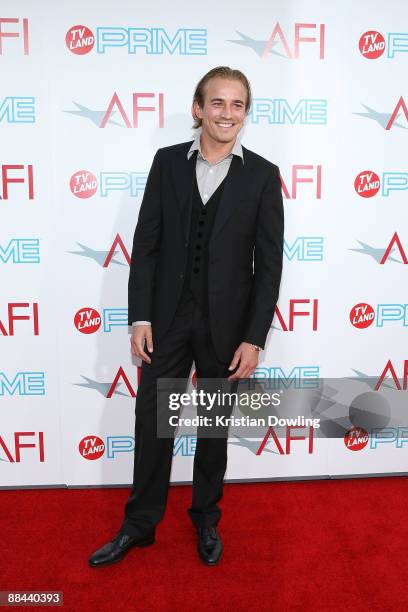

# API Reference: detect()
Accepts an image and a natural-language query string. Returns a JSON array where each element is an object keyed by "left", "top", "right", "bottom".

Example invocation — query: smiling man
[{"left": 89, "top": 66, "right": 284, "bottom": 567}]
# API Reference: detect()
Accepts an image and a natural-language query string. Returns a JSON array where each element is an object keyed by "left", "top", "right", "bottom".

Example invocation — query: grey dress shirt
[{"left": 132, "top": 134, "right": 244, "bottom": 327}]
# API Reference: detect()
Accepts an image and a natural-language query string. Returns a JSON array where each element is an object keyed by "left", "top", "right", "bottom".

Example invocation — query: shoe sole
[{"left": 88, "top": 536, "right": 155, "bottom": 568}]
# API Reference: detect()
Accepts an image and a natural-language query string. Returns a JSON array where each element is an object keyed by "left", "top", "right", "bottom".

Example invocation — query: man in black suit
[{"left": 89, "top": 66, "right": 284, "bottom": 567}]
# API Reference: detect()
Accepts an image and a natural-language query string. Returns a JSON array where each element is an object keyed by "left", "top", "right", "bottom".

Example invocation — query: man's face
[{"left": 193, "top": 77, "right": 248, "bottom": 145}]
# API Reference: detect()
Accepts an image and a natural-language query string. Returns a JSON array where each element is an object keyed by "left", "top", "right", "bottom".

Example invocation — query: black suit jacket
[{"left": 128, "top": 140, "right": 284, "bottom": 363}]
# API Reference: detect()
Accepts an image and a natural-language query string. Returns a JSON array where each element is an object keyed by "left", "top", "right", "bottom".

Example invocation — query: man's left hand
[{"left": 227, "top": 342, "right": 260, "bottom": 380}]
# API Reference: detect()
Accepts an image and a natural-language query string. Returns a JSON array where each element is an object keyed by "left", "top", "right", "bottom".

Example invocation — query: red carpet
[{"left": 1, "top": 478, "right": 407, "bottom": 611}]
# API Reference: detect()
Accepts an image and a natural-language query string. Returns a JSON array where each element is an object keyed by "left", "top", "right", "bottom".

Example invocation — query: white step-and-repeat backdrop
[{"left": 1, "top": 0, "right": 408, "bottom": 487}]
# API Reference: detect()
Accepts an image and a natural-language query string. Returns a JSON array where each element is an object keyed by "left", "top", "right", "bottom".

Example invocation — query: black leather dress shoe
[
  {"left": 88, "top": 531, "right": 155, "bottom": 567},
  {"left": 197, "top": 526, "right": 223, "bottom": 565}
]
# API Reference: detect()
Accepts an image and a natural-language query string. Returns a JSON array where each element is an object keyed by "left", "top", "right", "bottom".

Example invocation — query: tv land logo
[
  {"left": 65, "top": 92, "right": 164, "bottom": 128},
  {"left": 69, "top": 170, "right": 147, "bottom": 198},
  {"left": 0, "top": 97, "right": 35, "bottom": 123},
  {"left": 354, "top": 170, "right": 408, "bottom": 198},
  {"left": 358, "top": 30, "right": 408, "bottom": 59},
  {"left": 0, "top": 371, "right": 45, "bottom": 396},
  {"left": 249, "top": 98, "right": 327, "bottom": 125},
  {"left": 228, "top": 23, "right": 325, "bottom": 59},
  {"left": 0, "top": 303, "right": 39, "bottom": 336},
  {"left": 0, "top": 165, "right": 34, "bottom": 200},
  {"left": 0, "top": 18, "right": 29, "bottom": 55},
  {"left": 274, "top": 299, "right": 319, "bottom": 331},
  {"left": 350, "top": 232, "right": 408, "bottom": 264},
  {"left": 350, "top": 303, "right": 408, "bottom": 329},
  {"left": 344, "top": 427, "right": 369, "bottom": 451},
  {"left": 284, "top": 237, "right": 324, "bottom": 261},
  {"left": 344, "top": 426, "right": 408, "bottom": 451},
  {"left": 65, "top": 25, "right": 207, "bottom": 55},
  {"left": 355, "top": 96, "right": 408, "bottom": 130},
  {"left": 74, "top": 307, "right": 128, "bottom": 333},
  {"left": 0, "top": 432, "right": 44, "bottom": 463},
  {"left": 281, "top": 165, "right": 322, "bottom": 199},
  {"left": 68, "top": 234, "right": 130, "bottom": 267},
  {"left": 79, "top": 434, "right": 198, "bottom": 460},
  {"left": 0, "top": 239, "right": 40, "bottom": 263}
]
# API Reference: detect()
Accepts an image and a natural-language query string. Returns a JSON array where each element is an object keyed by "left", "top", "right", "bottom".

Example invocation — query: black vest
[{"left": 180, "top": 170, "right": 227, "bottom": 313}]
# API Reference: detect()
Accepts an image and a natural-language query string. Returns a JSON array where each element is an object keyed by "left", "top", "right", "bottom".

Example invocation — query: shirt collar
[{"left": 187, "top": 130, "right": 244, "bottom": 164}]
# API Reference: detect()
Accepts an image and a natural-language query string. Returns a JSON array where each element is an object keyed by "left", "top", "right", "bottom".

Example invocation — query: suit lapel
[
  {"left": 209, "top": 152, "right": 249, "bottom": 244},
  {"left": 171, "top": 144, "right": 197, "bottom": 241}
]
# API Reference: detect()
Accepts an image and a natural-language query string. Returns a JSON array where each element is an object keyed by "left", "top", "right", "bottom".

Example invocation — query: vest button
[
  {"left": 201, "top": 209, "right": 207, "bottom": 215},
  {"left": 197, "top": 232, "right": 203, "bottom": 238},
  {"left": 198, "top": 220, "right": 204, "bottom": 226},
  {"left": 179, "top": 273, "right": 184, "bottom": 279},
  {"left": 193, "top": 267, "right": 199, "bottom": 273},
  {"left": 184, "top": 241, "right": 188, "bottom": 247}
]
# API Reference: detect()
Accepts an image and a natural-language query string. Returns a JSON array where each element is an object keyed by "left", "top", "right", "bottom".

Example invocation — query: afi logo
[
  {"left": 69, "top": 234, "right": 130, "bottom": 267},
  {"left": 0, "top": 165, "right": 34, "bottom": 200},
  {"left": 0, "top": 18, "right": 29, "bottom": 54},
  {"left": 359, "top": 30, "right": 408, "bottom": 59},
  {"left": 229, "top": 23, "right": 325, "bottom": 59},
  {"left": 257, "top": 426, "right": 315, "bottom": 455},
  {"left": 275, "top": 299, "right": 318, "bottom": 331},
  {"left": 0, "top": 303, "right": 39, "bottom": 336},
  {"left": 380, "top": 232, "right": 408, "bottom": 264},
  {"left": 101, "top": 92, "right": 164, "bottom": 128},
  {"left": 0, "top": 432, "right": 44, "bottom": 462},
  {"left": 375, "top": 360, "right": 408, "bottom": 390},
  {"left": 280, "top": 165, "right": 322, "bottom": 199}
]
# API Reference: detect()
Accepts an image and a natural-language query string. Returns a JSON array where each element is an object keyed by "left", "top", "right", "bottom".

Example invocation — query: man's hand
[
  {"left": 130, "top": 325, "right": 153, "bottom": 364},
  {"left": 228, "top": 342, "right": 260, "bottom": 380}
]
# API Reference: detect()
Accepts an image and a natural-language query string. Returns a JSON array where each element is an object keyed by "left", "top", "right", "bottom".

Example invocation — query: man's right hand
[{"left": 130, "top": 325, "right": 153, "bottom": 364}]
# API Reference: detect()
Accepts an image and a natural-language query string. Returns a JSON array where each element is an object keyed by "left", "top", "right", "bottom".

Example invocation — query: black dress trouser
[{"left": 121, "top": 289, "right": 238, "bottom": 537}]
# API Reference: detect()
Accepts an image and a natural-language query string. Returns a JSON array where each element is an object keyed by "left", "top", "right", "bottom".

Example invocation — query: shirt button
[
  {"left": 204, "top": 194, "right": 208, "bottom": 200},
  {"left": 209, "top": 169, "right": 213, "bottom": 174}
]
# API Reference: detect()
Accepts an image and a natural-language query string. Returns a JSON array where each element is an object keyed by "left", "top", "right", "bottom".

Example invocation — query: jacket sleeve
[
  {"left": 243, "top": 165, "right": 284, "bottom": 348},
  {"left": 128, "top": 149, "right": 162, "bottom": 325}
]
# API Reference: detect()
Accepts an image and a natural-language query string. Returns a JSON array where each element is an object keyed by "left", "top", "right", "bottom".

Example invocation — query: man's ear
[{"left": 192, "top": 100, "right": 202, "bottom": 121}]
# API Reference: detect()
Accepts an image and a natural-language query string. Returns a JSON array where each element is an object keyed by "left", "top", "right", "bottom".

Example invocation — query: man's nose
[{"left": 221, "top": 105, "right": 233, "bottom": 118}]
